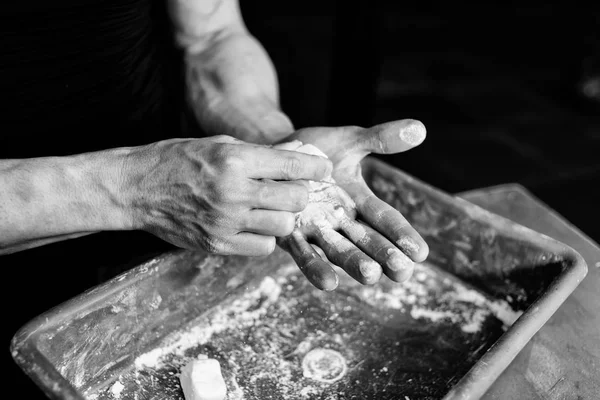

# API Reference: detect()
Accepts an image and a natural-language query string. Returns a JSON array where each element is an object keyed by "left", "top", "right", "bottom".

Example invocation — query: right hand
[{"left": 122, "top": 135, "right": 332, "bottom": 256}]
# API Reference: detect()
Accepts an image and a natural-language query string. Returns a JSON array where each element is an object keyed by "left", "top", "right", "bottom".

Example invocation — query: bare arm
[
  {"left": 0, "top": 138, "right": 331, "bottom": 256},
  {"left": 0, "top": 1, "right": 330, "bottom": 257},
  {"left": 168, "top": 0, "right": 294, "bottom": 144},
  {"left": 0, "top": 149, "right": 132, "bottom": 254}
]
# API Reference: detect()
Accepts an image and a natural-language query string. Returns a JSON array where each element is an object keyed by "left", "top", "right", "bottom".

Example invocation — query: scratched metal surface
[
  {"left": 11, "top": 158, "right": 585, "bottom": 400},
  {"left": 89, "top": 260, "right": 514, "bottom": 400},
  {"left": 458, "top": 184, "right": 600, "bottom": 400}
]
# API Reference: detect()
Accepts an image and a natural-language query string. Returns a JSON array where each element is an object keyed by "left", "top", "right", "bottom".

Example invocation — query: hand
[
  {"left": 184, "top": 31, "right": 294, "bottom": 144},
  {"left": 122, "top": 135, "right": 332, "bottom": 256},
  {"left": 276, "top": 120, "right": 429, "bottom": 290}
]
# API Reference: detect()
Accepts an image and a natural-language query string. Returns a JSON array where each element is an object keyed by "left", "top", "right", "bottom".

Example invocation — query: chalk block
[{"left": 179, "top": 357, "right": 227, "bottom": 400}]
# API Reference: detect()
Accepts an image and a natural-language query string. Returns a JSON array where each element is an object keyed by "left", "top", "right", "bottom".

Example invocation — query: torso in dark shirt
[
  {"left": 1, "top": 0, "right": 184, "bottom": 158},
  {"left": 1, "top": 1, "right": 184, "bottom": 396}
]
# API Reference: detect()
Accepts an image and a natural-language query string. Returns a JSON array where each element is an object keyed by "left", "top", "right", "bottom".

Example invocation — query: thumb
[{"left": 354, "top": 119, "right": 426, "bottom": 155}]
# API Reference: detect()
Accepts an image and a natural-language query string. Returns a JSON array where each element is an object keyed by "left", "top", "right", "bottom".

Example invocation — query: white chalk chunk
[{"left": 179, "top": 357, "right": 227, "bottom": 400}]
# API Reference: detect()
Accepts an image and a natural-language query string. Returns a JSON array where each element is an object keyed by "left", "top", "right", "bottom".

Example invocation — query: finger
[
  {"left": 244, "top": 147, "right": 333, "bottom": 181},
  {"left": 278, "top": 231, "right": 339, "bottom": 291},
  {"left": 354, "top": 119, "right": 426, "bottom": 155},
  {"left": 227, "top": 233, "right": 276, "bottom": 256},
  {"left": 249, "top": 179, "right": 309, "bottom": 212},
  {"left": 241, "top": 210, "right": 295, "bottom": 237},
  {"left": 347, "top": 182, "right": 429, "bottom": 262},
  {"left": 311, "top": 244, "right": 331, "bottom": 263},
  {"left": 339, "top": 218, "right": 414, "bottom": 282},
  {"left": 312, "top": 227, "right": 382, "bottom": 285},
  {"left": 310, "top": 243, "right": 343, "bottom": 269}
]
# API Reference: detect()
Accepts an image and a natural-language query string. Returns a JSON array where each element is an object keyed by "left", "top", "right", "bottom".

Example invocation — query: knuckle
[
  {"left": 202, "top": 235, "right": 227, "bottom": 254},
  {"left": 390, "top": 222, "right": 411, "bottom": 239},
  {"left": 257, "top": 184, "right": 273, "bottom": 205},
  {"left": 211, "top": 143, "right": 230, "bottom": 162},
  {"left": 374, "top": 130, "right": 389, "bottom": 153},
  {"left": 219, "top": 184, "right": 239, "bottom": 204},
  {"left": 369, "top": 197, "right": 395, "bottom": 221},
  {"left": 212, "top": 134, "right": 236, "bottom": 143},
  {"left": 208, "top": 180, "right": 243, "bottom": 205},
  {"left": 205, "top": 211, "right": 234, "bottom": 233},
  {"left": 358, "top": 128, "right": 386, "bottom": 153},
  {"left": 222, "top": 154, "right": 245, "bottom": 173},
  {"left": 213, "top": 144, "right": 244, "bottom": 173},
  {"left": 281, "top": 156, "right": 303, "bottom": 180}
]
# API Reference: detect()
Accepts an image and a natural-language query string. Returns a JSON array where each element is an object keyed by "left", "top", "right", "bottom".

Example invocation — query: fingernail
[
  {"left": 359, "top": 260, "right": 381, "bottom": 284},
  {"left": 324, "top": 273, "right": 340, "bottom": 291},
  {"left": 399, "top": 120, "right": 426, "bottom": 146},
  {"left": 386, "top": 249, "right": 414, "bottom": 273},
  {"left": 396, "top": 236, "right": 420, "bottom": 256}
]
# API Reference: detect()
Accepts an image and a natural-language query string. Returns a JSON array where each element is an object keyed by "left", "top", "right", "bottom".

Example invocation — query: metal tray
[{"left": 11, "top": 157, "right": 588, "bottom": 400}]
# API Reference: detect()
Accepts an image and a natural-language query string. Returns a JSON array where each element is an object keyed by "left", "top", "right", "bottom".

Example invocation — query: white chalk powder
[
  {"left": 110, "top": 380, "right": 124, "bottom": 399},
  {"left": 134, "top": 276, "right": 282, "bottom": 369},
  {"left": 289, "top": 143, "right": 358, "bottom": 251},
  {"left": 97, "top": 259, "right": 523, "bottom": 400},
  {"left": 352, "top": 263, "right": 522, "bottom": 333}
]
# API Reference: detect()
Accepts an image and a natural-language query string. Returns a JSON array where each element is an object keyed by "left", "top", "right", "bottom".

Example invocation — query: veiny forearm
[
  {"left": 184, "top": 32, "right": 294, "bottom": 145},
  {"left": 0, "top": 149, "right": 134, "bottom": 254},
  {"left": 168, "top": 0, "right": 294, "bottom": 144}
]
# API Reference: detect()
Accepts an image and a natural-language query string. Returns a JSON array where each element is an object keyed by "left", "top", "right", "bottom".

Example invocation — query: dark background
[
  {"left": 242, "top": 1, "right": 600, "bottom": 244},
  {"left": 8, "top": 1, "right": 600, "bottom": 398}
]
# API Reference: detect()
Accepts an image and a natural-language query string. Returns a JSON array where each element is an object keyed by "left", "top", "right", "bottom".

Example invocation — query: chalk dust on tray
[{"left": 89, "top": 261, "right": 522, "bottom": 400}]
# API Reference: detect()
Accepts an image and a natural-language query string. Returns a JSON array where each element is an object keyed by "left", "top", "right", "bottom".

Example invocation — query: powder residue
[
  {"left": 134, "top": 276, "right": 282, "bottom": 369},
  {"left": 396, "top": 236, "right": 420, "bottom": 255},
  {"left": 291, "top": 143, "right": 358, "bottom": 252},
  {"left": 399, "top": 120, "right": 426, "bottom": 146},
  {"left": 92, "top": 258, "right": 523, "bottom": 400},
  {"left": 352, "top": 263, "right": 523, "bottom": 333},
  {"left": 410, "top": 308, "right": 456, "bottom": 322}
]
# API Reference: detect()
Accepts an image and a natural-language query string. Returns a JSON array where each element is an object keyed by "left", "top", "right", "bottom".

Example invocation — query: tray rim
[
  {"left": 364, "top": 158, "right": 588, "bottom": 400},
  {"left": 10, "top": 157, "right": 588, "bottom": 400}
]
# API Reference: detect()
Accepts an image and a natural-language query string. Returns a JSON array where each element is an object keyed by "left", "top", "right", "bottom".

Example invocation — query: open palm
[{"left": 277, "top": 119, "right": 430, "bottom": 290}]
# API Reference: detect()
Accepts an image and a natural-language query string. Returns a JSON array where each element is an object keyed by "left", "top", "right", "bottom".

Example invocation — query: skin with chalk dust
[
  {"left": 90, "top": 259, "right": 521, "bottom": 400},
  {"left": 280, "top": 141, "right": 359, "bottom": 244},
  {"left": 285, "top": 142, "right": 383, "bottom": 281}
]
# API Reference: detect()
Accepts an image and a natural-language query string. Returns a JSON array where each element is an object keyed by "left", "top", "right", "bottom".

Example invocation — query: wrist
[
  {"left": 115, "top": 140, "right": 172, "bottom": 232},
  {"left": 65, "top": 147, "right": 137, "bottom": 232}
]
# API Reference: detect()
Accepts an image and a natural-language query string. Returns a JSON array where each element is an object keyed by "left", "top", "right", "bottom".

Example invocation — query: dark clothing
[
  {"left": 1, "top": 1, "right": 183, "bottom": 397},
  {"left": 1, "top": 0, "right": 183, "bottom": 158}
]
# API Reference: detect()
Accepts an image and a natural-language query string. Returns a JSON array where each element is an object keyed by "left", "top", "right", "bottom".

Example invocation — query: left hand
[
  {"left": 277, "top": 119, "right": 430, "bottom": 290},
  {"left": 183, "top": 31, "right": 295, "bottom": 144}
]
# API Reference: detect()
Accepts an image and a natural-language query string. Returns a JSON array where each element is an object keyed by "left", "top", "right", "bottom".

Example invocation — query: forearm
[
  {"left": 169, "top": 0, "right": 294, "bottom": 144},
  {"left": 0, "top": 149, "right": 133, "bottom": 254},
  {"left": 184, "top": 34, "right": 294, "bottom": 145}
]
